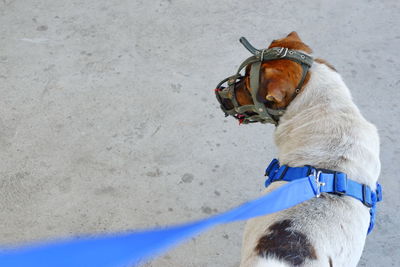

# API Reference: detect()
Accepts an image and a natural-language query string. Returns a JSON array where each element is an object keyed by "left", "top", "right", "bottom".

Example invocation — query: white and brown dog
[{"left": 235, "top": 32, "right": 381, "bottom": 267}]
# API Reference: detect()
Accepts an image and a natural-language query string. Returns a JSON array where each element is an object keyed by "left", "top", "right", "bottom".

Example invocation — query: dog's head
[{"left": 235, "top": 32, "right": 313, "bottom": 111}]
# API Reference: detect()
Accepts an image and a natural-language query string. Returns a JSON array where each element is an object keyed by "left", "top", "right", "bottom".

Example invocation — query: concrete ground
[{"left": 1, "top": 0, "right": 399, "bottom": 266}]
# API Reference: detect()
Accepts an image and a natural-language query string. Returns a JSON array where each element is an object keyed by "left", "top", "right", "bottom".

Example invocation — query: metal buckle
[
  {"left": 277, "top": 47, "right": 289, "bottom": 58},
  {"left": 311, "top": 169, "right": 324, "bottom": 197}
]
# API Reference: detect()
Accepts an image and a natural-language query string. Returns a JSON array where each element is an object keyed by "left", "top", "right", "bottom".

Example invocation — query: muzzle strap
[
  {"left": 215, "top": 37, "right": 314, "bottom": 125},
  {"left": 249, "top": 61, "right": 277, "bottom": 124}
]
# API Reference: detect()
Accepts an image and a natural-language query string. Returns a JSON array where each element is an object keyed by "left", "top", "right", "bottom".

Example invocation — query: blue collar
[{"left": 264, "top": 159, "right": 382, "bottom": 234}]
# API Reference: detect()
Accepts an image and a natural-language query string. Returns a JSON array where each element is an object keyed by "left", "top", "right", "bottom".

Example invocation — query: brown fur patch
[
  {"left": 255, "top": 220, "right": 317, "bottom": 266},
  {"left": 257, "top": 60, "right": 311, "bottom": 109},
  {"left": 234, "top": 32, "right": 312, "bottom": 110},
  {"left": 315, "top": 58, "right": 337, "bottom": 72}
]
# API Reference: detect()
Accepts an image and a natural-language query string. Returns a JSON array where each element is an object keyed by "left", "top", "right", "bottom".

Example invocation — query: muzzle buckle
[{"left": 277, "top": 47, "right": 289, "bottom": 58}]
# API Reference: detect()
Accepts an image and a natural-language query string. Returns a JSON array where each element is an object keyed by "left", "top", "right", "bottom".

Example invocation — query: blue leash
[{"left": 0, "top": 160, "right": 382, "bottom": 267}]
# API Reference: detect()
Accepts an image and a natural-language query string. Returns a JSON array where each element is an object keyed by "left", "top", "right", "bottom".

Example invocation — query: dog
[{"left": 235, "top": 32, "right": 381, "bottom": 267}]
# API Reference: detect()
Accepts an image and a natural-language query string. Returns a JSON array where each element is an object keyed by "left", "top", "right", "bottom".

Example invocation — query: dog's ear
[
  {"left": 264, "top": 79, "right": 286, "bottom": 103},
  {"left": 269, "top": 32, "right": 311, "bottom": 53},
  {"left": 259, "top": 68, "right": 287, "bottom": 104},
  {"left": 258, "top": 63, "right": 307, "bottom": 108},
  {"left": 259, "top": 76, "right": 291, "bottom": 106},
  {"left": 286, "top": 31, "right": 301, "bottom": 41}
]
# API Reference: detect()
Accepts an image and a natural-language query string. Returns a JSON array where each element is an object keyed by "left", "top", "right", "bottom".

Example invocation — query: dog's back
[{"left": 241, "top": 61, "right": 380, "bottom": 267}]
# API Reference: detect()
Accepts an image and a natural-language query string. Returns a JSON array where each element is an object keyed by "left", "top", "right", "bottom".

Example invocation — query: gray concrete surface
[{"left": 1, "top": 0, "right": 399, "bottom": 266}]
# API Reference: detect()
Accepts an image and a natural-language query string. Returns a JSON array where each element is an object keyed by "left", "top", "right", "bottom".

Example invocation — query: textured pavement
[{"left": 1, "top": 0, "right": 399, "bottom": 266}]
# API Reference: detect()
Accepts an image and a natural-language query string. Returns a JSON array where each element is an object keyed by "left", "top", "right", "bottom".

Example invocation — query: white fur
[
  {"left": 240, "top": 62, "right": 380, "bottom": 267},
  {"left": 255, "top": 257, "right": 291, "bottom": 267}
]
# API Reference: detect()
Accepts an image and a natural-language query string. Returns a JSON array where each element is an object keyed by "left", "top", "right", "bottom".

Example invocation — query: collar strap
[
  {"left": 215, "top": 37, "right": 313, "bottom": 125},
  {"left": 264, "top": 159, "right": 383, "bottom": 234}
]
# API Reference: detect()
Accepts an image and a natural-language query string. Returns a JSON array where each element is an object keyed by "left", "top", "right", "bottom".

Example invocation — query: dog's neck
[{"left": 274, "top": 62, "right": 380, "bottom": 187}]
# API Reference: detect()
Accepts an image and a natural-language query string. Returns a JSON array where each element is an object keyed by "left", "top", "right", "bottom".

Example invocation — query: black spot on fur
[
  {"left": 255, "top": 220, "right": 317, "bottom": 266},
  {"left": 329, "top": 256, "right": 333, "bottom": 267}
]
